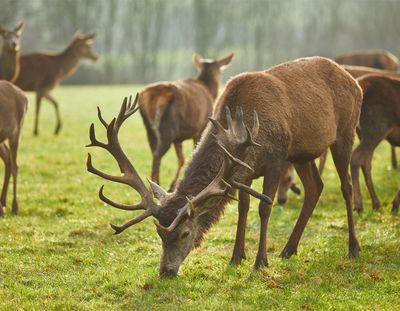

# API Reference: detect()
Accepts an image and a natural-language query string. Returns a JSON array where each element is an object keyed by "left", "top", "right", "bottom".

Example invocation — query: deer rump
[{"left": 139, "top": 80, "right": 213, "bottom": 149}]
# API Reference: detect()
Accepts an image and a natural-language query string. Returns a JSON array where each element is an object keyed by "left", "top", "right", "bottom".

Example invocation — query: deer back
[{"left": 335, "top": 51, "right": 399, "bottom": 71}]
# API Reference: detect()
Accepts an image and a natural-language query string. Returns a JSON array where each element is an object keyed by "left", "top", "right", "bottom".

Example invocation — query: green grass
[{"left": 0, "top": 85, "right": 399, "bottom": 310}]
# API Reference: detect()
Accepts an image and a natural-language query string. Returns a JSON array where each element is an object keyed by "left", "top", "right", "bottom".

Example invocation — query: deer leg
[
  {"left": 280, "top": 161, "right": 323, "bottom": 259},
  {"left": 44, "top": 94, "right": 62, "bottom": 135},
  {"left": 318, "top": 150, "right": 328, "bottom": 175},
  {"left": 0, "top": 143, "right": 11, "bottom": 216},
  {"left": 168, "top": 142, "right": 185, "bottom": 192},
  {"left": 151, "top": 140, "right": 171, "bottom": 185},
  {"left": 254, "top": 168, "right": 281, "bottom": 270},
  {"left": 391, "top": 145, "right": 397, "bottom": 170},
  {"left": 9, "top": 135, "right": 20, "bottom": 215},
  {"left": 230, "top": 188, "right": 250, "bottom": 265},
  {"left": 392, "top": 189, "right": 400, "bottom": 214},
  {"left": 330, "top": 140, "right": 360, "bottom": 258},
  {"left": 361, "top": 150, "right": 380, "bottom": 210},
  {"left": 34, "top": 92, "right": 44, "bottom": 136}
]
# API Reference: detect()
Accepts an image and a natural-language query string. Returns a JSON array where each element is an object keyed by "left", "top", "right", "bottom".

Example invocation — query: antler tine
[
  {"left": 97, "top": 106, "right": 108, "bottom": 128},
  {"left": 99, "top": 185, "right": 146, "bottom": 211},
  {"left": 86, "top": 123, "right": 107, "bottom": 148},
  {"left": 110, "top": 210, "right": 153, "bottom": 235},
  {"left": 225, "top": 106, "right": 233, "bottom": 131},
  {"left": 216, "top": 141, "right": 254, "bottom": 172},
  {"left": 155, "top": 199, "right": 193, "bottom": 233},
  {"left": 252, "top": 110, "right": 260, "bottom": 137}
]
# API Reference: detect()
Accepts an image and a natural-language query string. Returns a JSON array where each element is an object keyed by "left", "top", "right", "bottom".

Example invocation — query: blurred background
[{"left": 2, "top": 0, "right": 400, "bottom": 84}]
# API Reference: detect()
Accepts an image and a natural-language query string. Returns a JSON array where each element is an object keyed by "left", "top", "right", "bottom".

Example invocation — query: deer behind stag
[
  {"left": 139, "top": 53, "right": 234, "bottom": 191},
  {"left": 0, "top": 81, "right": 28, "bottom": 216},
  {"left": 0, "top": 21, "right": 24, "bottom": 82},
  {"left": 87, "top": 57, "right": 362, "bottom": 276},
  {"left": 335, "top": 50, "right": 399, "bottom": 71},
  {"left": 351, "top": 74, "right": 400, "bottom": 213},
  {"left": 15, "top": 32, "right": 98, "bottom": 136}
]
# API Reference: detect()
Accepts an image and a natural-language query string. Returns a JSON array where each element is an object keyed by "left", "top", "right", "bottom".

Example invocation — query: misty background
[{"left": 1, "top": 0, "right": 400, "bottom": 84}]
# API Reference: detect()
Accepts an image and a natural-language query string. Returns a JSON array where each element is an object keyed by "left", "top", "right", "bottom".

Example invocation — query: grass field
[{"left": 0, "top": 85, "right": 399, "bottom": 310}]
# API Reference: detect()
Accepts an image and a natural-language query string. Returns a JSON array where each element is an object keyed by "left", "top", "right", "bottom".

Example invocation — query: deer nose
[{"left": 277, "top": 196, "right": 287, "bottom": 205}]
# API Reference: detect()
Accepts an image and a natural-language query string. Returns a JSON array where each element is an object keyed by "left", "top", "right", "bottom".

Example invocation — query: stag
[
  {"left": 139, "top": 53, "right": 234, "bottom": 191},
  {"left": 15, "top": 32, "right": 98, "bottom": 136},
  {"left": 87, "top": 57, "right": 362, "bottom": 276},
  {"left": 351, "top": 74, "right": 400, "bottom": 212},
  {"left": 0, "top": 21, "right": 24, "bottom": 82},
  {"left": 335, "top": 50, "right": 399, "bottom": 71},
  {"left": 0, "top": 81, "right": 28, "bottom": 215}
]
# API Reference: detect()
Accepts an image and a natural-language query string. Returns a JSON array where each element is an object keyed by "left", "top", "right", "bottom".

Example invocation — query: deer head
[
  {"left": 193, "top": 52, "right": 234, "bottom": 79},
  {"left": 72, "top": 31, "right": 98, "bottom": 61},
  {"left": 0, "top": 21, "right": 24, "bottom": 53},
  {"left": 87, "top": 95, "right": 271, "bottom": 276}
]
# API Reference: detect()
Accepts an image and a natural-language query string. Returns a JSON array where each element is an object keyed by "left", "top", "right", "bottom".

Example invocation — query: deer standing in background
[
  {"left": 0, "top": 21, "right": 24, "bottom": 82},
  {"left": 87, "top": 57, "right": 362, "bottom": 276},
  {"left": 0, "top": 81, "right": 28, "bottom": 216},
  {"left": 336, "top": 51, "right": 400, "bottom": 170},
  {"left": 139, "top": 53, "right": 234, "bottom": 191},
  {"left": 335, "top": 50, "right": 399, "bottom": 71},
  {"left": 351, "top": 74, "right": 400, "bottom": 212},
  {"left": 15, "top": 32, "right": 98, "bottom": 136}
]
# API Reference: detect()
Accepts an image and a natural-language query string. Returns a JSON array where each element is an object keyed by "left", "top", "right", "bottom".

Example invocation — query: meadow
[{"left": 0, "top": 85, "right": 399, "bottom": 310}]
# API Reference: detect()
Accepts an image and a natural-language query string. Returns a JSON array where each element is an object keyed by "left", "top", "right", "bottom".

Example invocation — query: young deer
[
  {"left": 139, "top": 53, "right": 234, "bottom": 191},
  {"left": 0, "top": 21, "right": 24, "bottom": 82},
  {"left": 87, "top": 57, "right": 362, "bottom": 276},
  {"left": 0, "top": 81, "right": 28, "bottom": 215},
  {"left": 335, "top": 50, "right": 399, "bottom": 71},
  {"left": 15, "top": 32, "right": 98, "bottom": 136},
  {"left": 351, "top": 74, "right": 400, "bottom": 212}
]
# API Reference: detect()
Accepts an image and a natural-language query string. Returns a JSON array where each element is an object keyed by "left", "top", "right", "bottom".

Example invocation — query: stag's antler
[
  {"left": 86, "top": 94, "right": 160, "bottom": 234},
  {"left": 156, "top": 106, "right": 272, "bottom": 232}
]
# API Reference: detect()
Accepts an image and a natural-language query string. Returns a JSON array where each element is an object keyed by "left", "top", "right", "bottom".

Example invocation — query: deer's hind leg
[
  {"left": 9, "top": 133, "right": 20, "bottom": 215},
  {"left": 0, "top": 143, "right": 11, "bottom": 216},
  {"left": 168, "top": 142, "right": 185, "bottom": 192},
  {"left": 391, "top": 145, "right": 397, "bottom": 170},
  {"left": 331, "top": 137, "right": 360, "bottom": 258},
  {"left": 44, "top": 94, "right": 62, "bottom": 135},
  {"left": 280, "top": 161, "right": 323, "bottom": 259},
  {"left": 33, "top": 91, "right": 44, "bottom": 136}
]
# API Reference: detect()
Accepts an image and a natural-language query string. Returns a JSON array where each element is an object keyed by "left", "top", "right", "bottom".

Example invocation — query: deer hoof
[
  {"left": 54, "top": 124, "right": 62, "bottom": 135},
  {"left": 229, "top": 252, "right": 246, "bottom": 266},
  {"left": 280, "top": 246, "right": 297, "bottom": 259},
  {"left": 372, "top": 201, "right": 381, "bottom": 211},
  {"left": 253, "top": 255, "right": 268, "bottom": 270},
  {"left": 11, "top": 201, "right": 18, "bottom": 215},
  {"left": 354, "top": 203, "right": 363, "bottom": 213},
  {"left": 391, "top": 204, "right": 399, "bottom": 215},
  {"left": 349, "top": 241, "right": 361, "bottom": 259}
]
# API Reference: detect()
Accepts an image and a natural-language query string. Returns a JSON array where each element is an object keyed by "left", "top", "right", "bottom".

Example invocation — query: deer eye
[{"left": 181, "top": 231, "right": 190, "bottom": 239}]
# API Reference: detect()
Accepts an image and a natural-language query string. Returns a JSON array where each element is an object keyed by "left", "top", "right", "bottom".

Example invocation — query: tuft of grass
[{"left": 0, "top": 85, "right": 399, "bottom": 310}]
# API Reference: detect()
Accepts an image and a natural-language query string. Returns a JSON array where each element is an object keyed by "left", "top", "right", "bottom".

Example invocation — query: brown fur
[
  {"left": 156, "top": 56, "right": 362, "bottom": 273},
  {"left": 351, "top": 74, "right": 400, "bottom": 212},
  {"left": 335, "top": 50, "right": 399, "bottom": 71},
  {"left": 0, "top": 81, "right": 28, "bottom": 215},
  {"left": 0, "top": 22, "right": 24, "bottom": 83},
  {"left": 139, "top": 53, "right": 234, "bottom": 191},
  {"left": 15, "top": 32, "right": 98, "bottom": 136}
]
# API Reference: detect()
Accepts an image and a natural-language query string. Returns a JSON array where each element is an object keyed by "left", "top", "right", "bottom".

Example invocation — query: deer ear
[
  {"left": 218, "top": 53, "right": 234, "bottom": 71},
  {"left": 14, "top": 21, "right": 24, "bottom": 35},
  {"left": 192, "top": 53, "right": 203, "bottom": 69},
  {"left": 74, "top": 30, "right": 84, "bottom": 39},
  {"left": 147, "top": 178, "right": 168, "bottom": 200},
  {"left": 84, "top": 32, "right": 96, "bottom": 40}
]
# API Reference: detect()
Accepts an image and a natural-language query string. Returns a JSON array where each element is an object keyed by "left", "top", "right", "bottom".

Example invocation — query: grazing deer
[
  {"left": 139, "top": 53, "right": 234, "bottom": 191},
  {"left": 335, "top": 50, "right": 399, "bottom": 71},
  {"left": 0, "top": 21, "right": 24, "bottom": 82},
  {"left": 15, "top": 32, "right": 98, "bottom": 136},
  {"left": 392, "top": 188, "right": 400, "bottom": 215},
  {"left": 87, "top": 57, "right": 362, "bottom": 276},
  {"left": 351, "top": 74, "right": 400, "bottom": 212},
  {"left": 0, "top": 81, "right": 28, "bottom": 216}
]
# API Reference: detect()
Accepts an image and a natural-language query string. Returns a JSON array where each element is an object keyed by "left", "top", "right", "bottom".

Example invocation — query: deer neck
[
  {"left": 176, "top": 135, "right": 227, "bottom": 244},
  {"left": 0, "top": 47, "right": 19, "bottom": 82},
  {"left": 196, "top": 71, "right": 220, "bottom": 100},
  {"left": 55, "top": 44, "right": 82, "bottom": 80}
]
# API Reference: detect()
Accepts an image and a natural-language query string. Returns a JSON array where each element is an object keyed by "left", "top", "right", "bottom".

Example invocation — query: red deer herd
[{"left": 0, "top": 20, "right": 399, "bottom": 277}]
